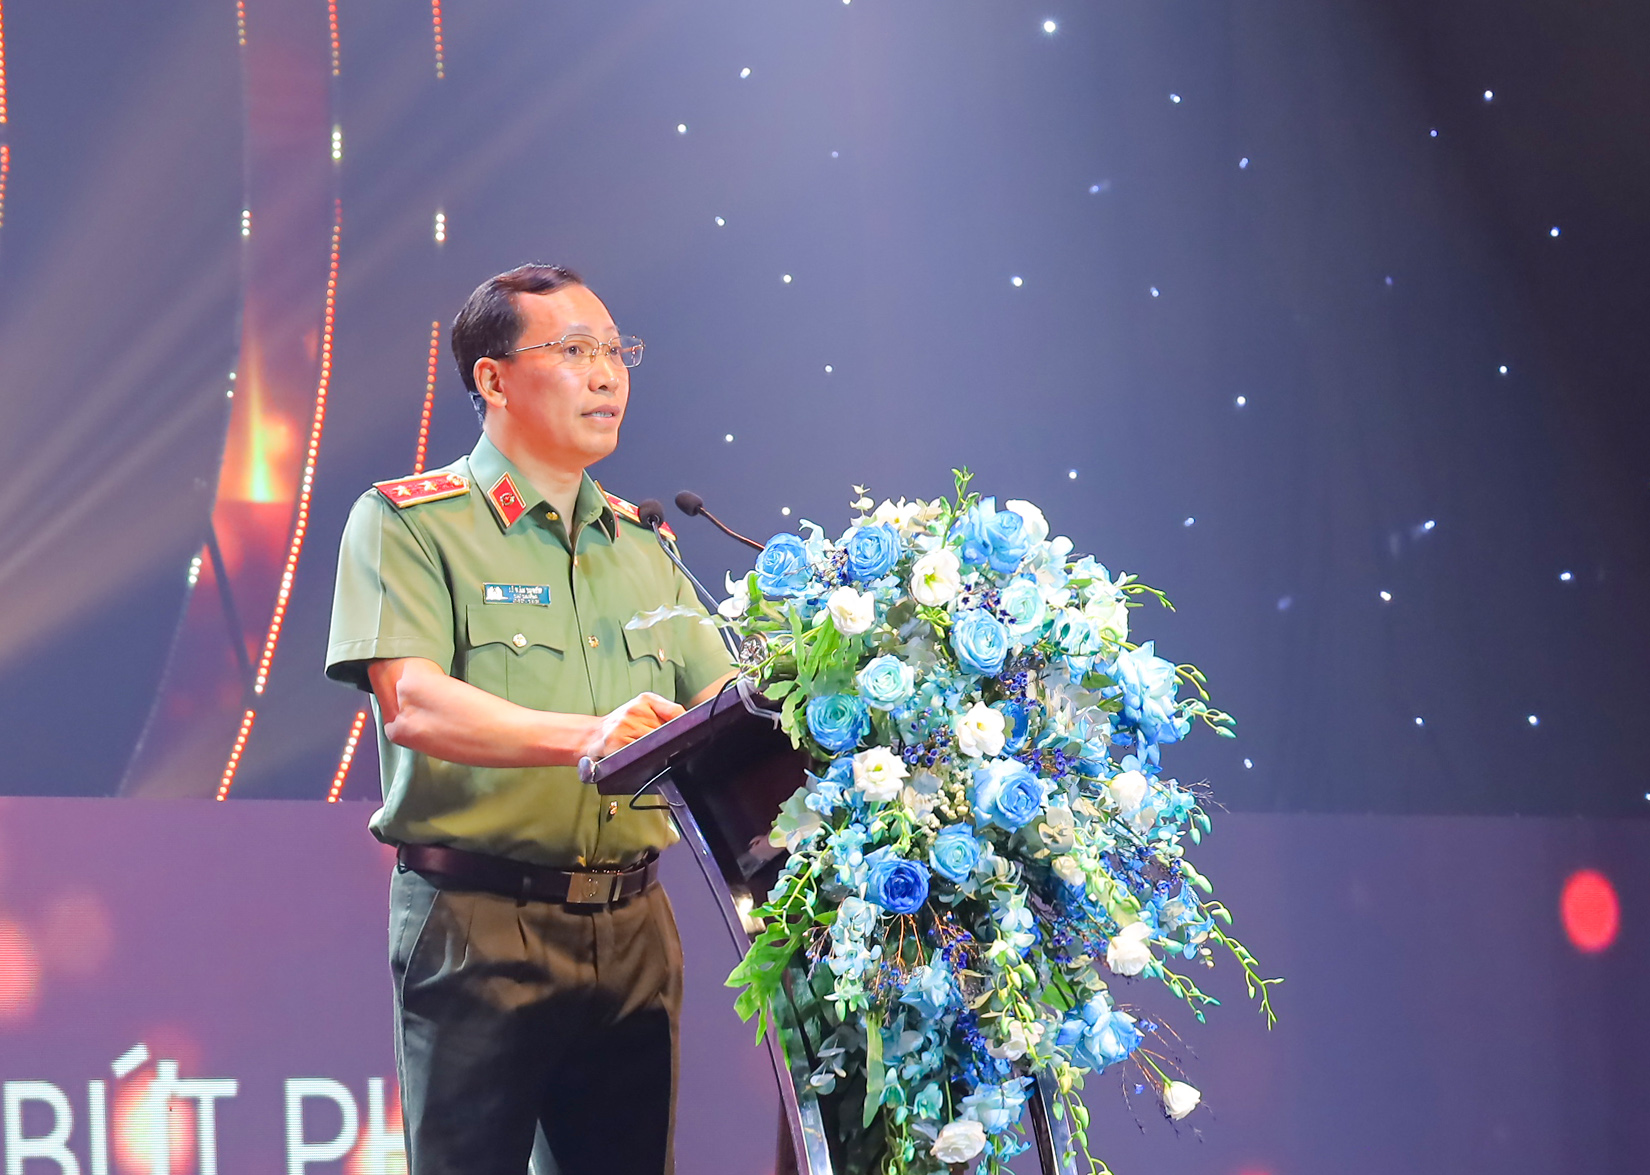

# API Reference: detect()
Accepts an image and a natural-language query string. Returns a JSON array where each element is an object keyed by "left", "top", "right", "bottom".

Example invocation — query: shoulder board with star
[
  {"left": 601, "top": 489, "right": 675, "bottom": 540},
  {"left": 373, "top": 471, "right": 471, "bottom": 508}
]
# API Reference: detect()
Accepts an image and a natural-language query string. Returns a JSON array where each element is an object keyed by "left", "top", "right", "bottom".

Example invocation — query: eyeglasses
[{"left": 503, "top": 333, "right": 645, "bottom": 370}]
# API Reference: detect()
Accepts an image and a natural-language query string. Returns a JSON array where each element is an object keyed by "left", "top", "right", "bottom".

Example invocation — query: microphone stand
[{"left": 636, "top": 500, "right": 744, "bottom": 663}]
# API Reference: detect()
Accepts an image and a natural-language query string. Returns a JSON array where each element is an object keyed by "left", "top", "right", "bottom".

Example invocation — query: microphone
[
  {"left": 636, "top": 498, "right": 742, "bottom": 662},
  {"left": 675, "top": 491, "right": 765, "bottom": 552}
]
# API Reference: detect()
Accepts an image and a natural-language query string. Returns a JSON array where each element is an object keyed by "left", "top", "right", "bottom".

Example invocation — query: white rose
[
  {"left": 826, "top": 586, "right": 876, "bottom": 635},
  {"left": 1004, "top": 499, "right": 1049, "bottom": 545},
  {"left": 1161, "top": 1080, "right": 1201, "bottom": 1121},
  {"left": 718, "top": 572, "right": 751, "bottom": 620},
  {"left": 930, "top": 1119, "right": 987, "bottom": 1164},
  {"left": 853, "top": 746, "right": 908, "bottom": 803},
  {"left": 1052, "top": 854, "right": 1086, "bottom": 888},
  {"left": 910, "top": 549, "right": 962, "bottom": 607},
  {"left": 953, "top": 701, "right": 1006, "bottom": 758},
  {"left": 1105, "top": 770, "right": 1149, "bottom": 816},
  {"left": 1106, "top": 920, "right": 1155, "bottom": 977},
  {"left": 985, "top": 1018, "right": 1042, "bottom": 1061}
]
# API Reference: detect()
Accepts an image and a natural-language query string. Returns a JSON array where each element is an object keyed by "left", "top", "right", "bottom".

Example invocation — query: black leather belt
[{"left": 397, "top": 843, "right": 658, "bottom": 906}]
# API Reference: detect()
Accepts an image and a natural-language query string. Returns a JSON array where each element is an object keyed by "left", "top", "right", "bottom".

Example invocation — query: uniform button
[
  {"left": 511, "top": 633, "right": 527, "bottom": 648},
  {"left": 586, "top": 634, "right": 600, "bottom": 648},
  {"left": 606, "top": 802, "right": 618, "bottom": 818},
  {"left": 657, "top": 648, "right": 667, "bottom": 660}
]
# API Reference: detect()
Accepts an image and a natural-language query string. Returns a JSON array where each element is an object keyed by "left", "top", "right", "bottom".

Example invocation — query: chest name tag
[{"left": 482, "top": 583, "right": 551, "bottom": 606}]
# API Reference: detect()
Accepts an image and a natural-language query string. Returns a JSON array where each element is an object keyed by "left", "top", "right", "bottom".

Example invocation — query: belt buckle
[{"left": 566, "top": 871, "right": 617, "bottom": 906}]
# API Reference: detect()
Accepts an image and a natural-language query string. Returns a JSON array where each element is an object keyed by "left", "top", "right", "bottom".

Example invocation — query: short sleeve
[
  {"left": 672, "top": 566, "right": 736, "bottom": 703},
  {"left": 324, "top": 492, "right": 456, "bottom": 690}
]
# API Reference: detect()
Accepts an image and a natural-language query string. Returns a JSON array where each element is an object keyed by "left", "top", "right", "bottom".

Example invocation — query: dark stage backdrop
[{"left": 1, "top": 0, "right": 1645, "bottom": 814}]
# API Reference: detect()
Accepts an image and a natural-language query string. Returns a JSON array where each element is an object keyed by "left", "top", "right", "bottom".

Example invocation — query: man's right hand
[{"left": 583, "top": 692, "right": 686, "bottom": 762}]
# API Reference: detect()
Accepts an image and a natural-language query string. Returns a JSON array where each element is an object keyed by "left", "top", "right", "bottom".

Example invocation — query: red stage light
[
  {"left": 0, "top": 917, "right": 40, "bottom": 1023},
  {"left": 1561, "top": 869, "right": 1619, "bottom": 954}
]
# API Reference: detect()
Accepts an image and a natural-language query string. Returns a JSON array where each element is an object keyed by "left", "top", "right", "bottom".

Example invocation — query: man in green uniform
[{"left": 325, "top": 263, "right": 734, "bottom": 1175}]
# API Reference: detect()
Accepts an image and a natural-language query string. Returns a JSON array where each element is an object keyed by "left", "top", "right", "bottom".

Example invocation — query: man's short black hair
[{"left": 450, "top": 263, "right": 584, "bottom": 421}]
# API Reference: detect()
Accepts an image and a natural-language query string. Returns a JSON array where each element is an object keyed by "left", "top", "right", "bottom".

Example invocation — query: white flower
[
  {"left": 910, "top": 549, "right": 962, "bottom": 606},
  {"left": 1106, "top": 920, "right": 1155, "bottom": 977},
  {"left": 1105, "top": 770, "right": 1149, "bottom": 816},
  {"left": 1004, "top": 499, "right": 1049, "bottom": 545},
  {"left": 953, "top": 701, "right": 1006, "bottom": 758},
  {"left": 1034, "top": 802, "right": 1076, "bottom": 853},
  {"left": 826, "top": 586, "right": 876, "bottom": 635},
  {"left": 1085, "top": 593, "right": 1129, "bottom": 642},
  {"left": 985, "top": 1018, "right": 1042, "bottom": 1061},
  {"left": 852, "top": 747, "right": 908, "bottom": 803},
  {"left": 1161, "top": 1080, "right": 1201, "bottom": 1120},
  {"left": 1052, "top": 854, "right": 1086, "bottom": 888},
  {"left": 718, "top": 571, "right": 751, "bottom": 620},
  {"left": 930, "top": 1119, "right": 987, "bottom": 1164}
]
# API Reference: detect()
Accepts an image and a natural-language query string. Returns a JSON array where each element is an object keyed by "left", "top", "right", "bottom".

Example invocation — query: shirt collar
[{"left": 468, "top": 433, "right": 616, "bottom": 539}]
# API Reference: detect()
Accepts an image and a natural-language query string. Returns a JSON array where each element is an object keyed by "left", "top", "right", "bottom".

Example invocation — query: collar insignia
[
  {"left": 602, "top": 490, "right": 674, "bottom": 540},
  {"left": 487, "top": 473, "right": 528, "bottom": 528},
  {"left": 373, "top": 472, "right": 469, "bottom": 508}
]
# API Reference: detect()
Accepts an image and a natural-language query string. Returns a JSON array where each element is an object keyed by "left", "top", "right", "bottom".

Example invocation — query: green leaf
[{"left": 863, "top": 1017, "right": 885, "bottom": 1128}]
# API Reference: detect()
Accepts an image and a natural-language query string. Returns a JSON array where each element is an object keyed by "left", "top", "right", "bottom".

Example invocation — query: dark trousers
[{"left": 390, "top": 864, "right": 683, "bottom": 1175}]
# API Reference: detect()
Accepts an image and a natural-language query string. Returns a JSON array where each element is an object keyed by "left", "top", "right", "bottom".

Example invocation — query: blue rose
[
  {"left": 864, "top": 847, "right": 930, "bottom": 914},
  {"left": 992, "top": 701, "right": 1030, "bottom": 753},
  {"left": 997, "top": 575, "right": 1046, "bottom": 643},
  {"left": 856, "top": 654, "right": 915, "bottom": 710},
  {"left": 755, "top": 533, "right": 812, "bottom": 597},
  {"left": 928, "top": 824, "right": 983, "bottom": 883},
  {"left": 806, "top": 694, "right": 871, "bottom": 754},
  {"left": 844, "top": 523, "right": 902, "bottom": 582},
  {"left": 1053, "top": 611, "right": 1101, "bottom": 657},
  {"left": 970, "top": 759, "right": 1047, "bottom": 832},
  {"left": 950, "top": 499, "right": 1032, "bottom": 574},
  {"left": 951, "top": 609, "right": 1009, "bottom": 677}
]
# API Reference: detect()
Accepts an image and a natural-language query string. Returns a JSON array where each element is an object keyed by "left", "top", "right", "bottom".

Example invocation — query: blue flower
[
  {"left": 1109, "top": 642, "right": 1188, "bottom": 745},
  {"left": 929, "top": 824, "right": 983, "bottom": 883},
  {"left": 806, "top": 694, "right": 871, "bottom": 754},
  {"left": 856, "top": 654, "right": 915, "bottom": 710},
  {"left": 827, "top": 824, "right": 871, "bottom": 886},
  {"left": 951, "top": 609, "right": 1009, "bottom": 677},
  {"left": 845, "top": 523, "right": 902, "bottom": 582},
  {"left": 899, "top": 962, "right": 955, "bottom": 1021},
  {"left": 970, "top": 760, "right": 1047, "bottom": 832},
  {"left": 997, "top": 575, "right": 1046, "bottom": 643},
  {"left": 1055, "top": 994, "right": 1142, "bottom": 1073},
  {"left": 755, "top": 533, "right": 812, "bottom": 597},
  {"left": 960, "top": 1077, "right": 1032, "bottom": 1134},
  {"left": 992, "top": 701, "right": 1030, "bottom": 753},
  {"left": 865, "top": 847, "right": 930, "bottom": 914},
  {"left": 951, "top": 499, "right": 1033, "bottom": 574}
]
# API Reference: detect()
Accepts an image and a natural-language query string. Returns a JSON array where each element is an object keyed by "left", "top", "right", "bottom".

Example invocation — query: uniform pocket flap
[
  {"left": 623, "top": 622, "right": 685, "bottom": 667},
  {"left": 466, "top": 603, "right": 568, "bottom": 655}
]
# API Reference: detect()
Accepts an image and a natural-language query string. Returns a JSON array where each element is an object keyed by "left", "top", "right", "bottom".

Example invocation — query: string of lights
[
  {"left": 414, "top": 321, "right": 440, "bottom": 474},
  {"left": 326, "top": 710, "right": 369, "bottom": 802},
  {"left": 0, "top": 0, "right": 9, "bottom": 231},
  {"left": 327, "top": 0, "right": 340, "bottom": 76},
  {"left": 251, "top": 200, "right": 340, "bottom": 698},
  {"left": 215, "top": 709, "right": 256, "bottom": 800},
  {"left": 431, "top": 0, "right": 445, "bottom": 79}
]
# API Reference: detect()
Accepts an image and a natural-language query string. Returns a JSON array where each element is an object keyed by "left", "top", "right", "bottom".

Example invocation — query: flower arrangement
[{"left": 721, "top": 472, "right": 1277, "bottom": 1174}]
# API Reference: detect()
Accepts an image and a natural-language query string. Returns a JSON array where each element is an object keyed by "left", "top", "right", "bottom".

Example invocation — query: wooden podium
[{"left": 580, "top": 681, "right": 1075, "bottom": 1175}]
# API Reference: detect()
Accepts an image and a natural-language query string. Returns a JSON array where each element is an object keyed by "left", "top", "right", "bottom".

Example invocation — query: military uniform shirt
[{"left": 325, "top": 433, "right": 733, "bottom": 867}]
